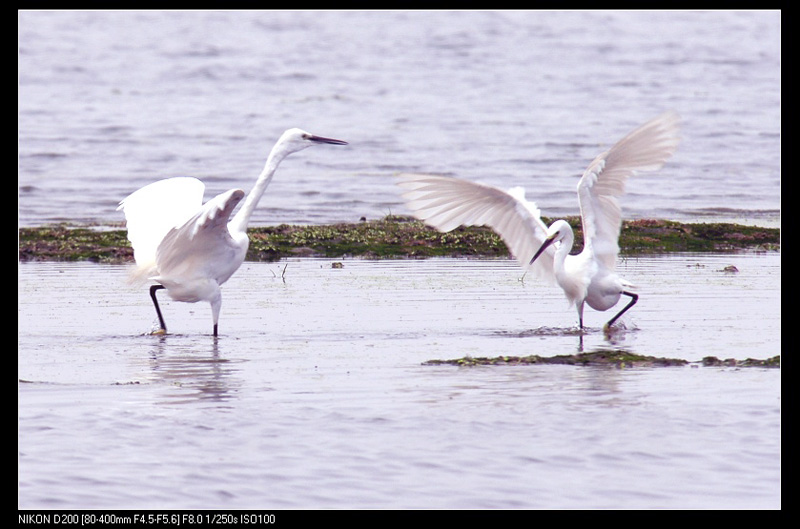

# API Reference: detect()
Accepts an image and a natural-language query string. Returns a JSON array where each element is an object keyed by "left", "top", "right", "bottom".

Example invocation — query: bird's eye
[{"left": 301, "top": 133, "right": 311, "bottom": 140}]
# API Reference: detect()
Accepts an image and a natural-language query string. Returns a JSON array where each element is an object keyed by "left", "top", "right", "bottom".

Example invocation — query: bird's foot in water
[
  {"left": 148, "top": 321, "right": 167, "bottom": 336},
  {"left": 602, "top": 323, "right": 624, "bottom": 345},
  {"left": 604, "top": 320, "right": 630, "bottom": 330},
  {"left": 603, "top": 321, "right": 636, "bottom": 339},
  {"left": 603, "top": 322, "right": 623, "bottom": 335}
]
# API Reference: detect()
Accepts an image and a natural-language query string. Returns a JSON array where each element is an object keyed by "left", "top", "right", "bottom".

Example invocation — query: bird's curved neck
[
  {"left": 552, "top": 228, "right": 575, "bottom": 271},
  {"left": 229, "top": 148, "right": 289, "bottom": 235}
]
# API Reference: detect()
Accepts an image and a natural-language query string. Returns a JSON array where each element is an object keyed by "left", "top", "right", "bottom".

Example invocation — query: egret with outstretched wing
[
  {"left": 397, "top": 111, "right": 679, "bottom": 330},
  {"left": 118, "top": 128, "right": 348, "bottom": 336}
]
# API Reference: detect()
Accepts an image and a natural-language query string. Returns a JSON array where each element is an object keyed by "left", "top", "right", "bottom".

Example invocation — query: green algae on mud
[
  {"left": 18, "top": 225, "right": 133, "bottom": 263},
  {"left": 18, "top": 216, "right": 780, "bottom": 263},
  {"left": 424, "top": 351, "right": 781, "bottom": 368}
]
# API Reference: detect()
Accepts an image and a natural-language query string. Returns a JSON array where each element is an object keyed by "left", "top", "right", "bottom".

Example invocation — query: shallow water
[
  {"left": 18, "top": 254, "right": 780, "bottom": 509},
  {"left": 18, "top": 10, "right": 781, "bottom": 227}
]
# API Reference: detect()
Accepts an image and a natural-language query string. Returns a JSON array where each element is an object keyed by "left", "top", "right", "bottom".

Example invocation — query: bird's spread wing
[
  {"left": 577, "top": 111, "right": 680, "bottom": 269},
  {"left": 396, "top": 173, "right": 556, "bottom": 281},
  {"left": 117, "top": 177, "right": 206, "bottom": 278},
  {"left": 154, "top": 188, "right": 246, "bottom": 283}
]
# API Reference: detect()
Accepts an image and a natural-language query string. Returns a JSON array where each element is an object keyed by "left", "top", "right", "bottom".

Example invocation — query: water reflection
[{"left": 144, "top": 335, "right": 245, "bottom": 405}]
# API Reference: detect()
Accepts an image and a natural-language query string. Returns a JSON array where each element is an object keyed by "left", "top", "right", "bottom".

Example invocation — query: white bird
[
  {"left": 118, "top": 128, "right": 348, "bottom": 336},
  {"left": 396, "top": 111, "right": 680, "bottom": 330}
]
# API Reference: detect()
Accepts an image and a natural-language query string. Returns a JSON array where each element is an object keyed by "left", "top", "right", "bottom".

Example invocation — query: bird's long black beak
[
  {"left": 308, "top": 134, "right": 348, "bottom": 145},
  {"left": 530, "top": 236, "right": 556, "bottom": 265}
]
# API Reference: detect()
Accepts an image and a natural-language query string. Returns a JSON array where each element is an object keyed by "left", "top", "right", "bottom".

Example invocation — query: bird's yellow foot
[{"left": 149, "top": 328, "right": 167, "bottom": 336}]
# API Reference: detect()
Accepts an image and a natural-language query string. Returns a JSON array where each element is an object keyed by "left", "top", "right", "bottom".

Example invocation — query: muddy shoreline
[{"left": 18, "top": 216, "right": 780, "bottom": 263}]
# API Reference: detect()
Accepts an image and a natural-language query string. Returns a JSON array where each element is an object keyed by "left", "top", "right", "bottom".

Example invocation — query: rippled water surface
[
  {"left": 18, "top": 9, "right": 781, "bottom": 511},
  {"left": 18, "top": 254, "right": 780, "bottom": 509},
  {"left": 19, "top": 10, "right": 780, "bottom": 227}
]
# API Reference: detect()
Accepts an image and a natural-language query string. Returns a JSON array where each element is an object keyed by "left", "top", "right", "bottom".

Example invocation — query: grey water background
[
  {"left": 19, "top": 10, "right": 781, "bottom": 510},
  {"left": 19, "top": 256, "right": 780, "bottom": 510},
  {"left": 19, "top": 10, "right": 780, "bottom": 228}
]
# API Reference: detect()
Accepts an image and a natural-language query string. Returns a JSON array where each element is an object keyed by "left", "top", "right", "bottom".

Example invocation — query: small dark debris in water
[
  {"left": 424, "top": 352, "right": 780, "bottom": 368},
  {"left": 331, "top": 262, "right": 344, "bottom": 268},
  {"left": 720, "top": 265, "right": 739, "bottom": 273}
]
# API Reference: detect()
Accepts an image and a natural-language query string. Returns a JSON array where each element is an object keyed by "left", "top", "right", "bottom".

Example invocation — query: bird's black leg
[
  {"left": 213, "top": 323, "right": 218, "bottom": 337},
  {"left": 149, "top": 284, "right": 167, "bottom": 333},
  {"left": 605, "top": 291, "right": 638, "bottom": 329}
]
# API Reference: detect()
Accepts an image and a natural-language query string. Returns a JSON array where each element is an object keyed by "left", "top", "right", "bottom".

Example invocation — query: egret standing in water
[
  {"left": 118, "top": 128, "right": 348, "bottom": 336},
  {"left": 397, "top": 111, "right": 679, "bottom": 330}
]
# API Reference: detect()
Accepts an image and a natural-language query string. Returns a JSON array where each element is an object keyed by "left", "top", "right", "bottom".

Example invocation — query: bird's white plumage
[
  {"left": 396, "top": 174, "right": 556, "bottom": 282},
  {"left": 154, "top": 187, "right": 247, "bottom": 293},
  {"left": 396, "top": 111, "right": 680, "bottom": 329},
  {"left": 116, "top": 176, "right": 205, "bottom": 280},
  {"left": 577, "top": 110, "right": 680, "bottom": 269}
]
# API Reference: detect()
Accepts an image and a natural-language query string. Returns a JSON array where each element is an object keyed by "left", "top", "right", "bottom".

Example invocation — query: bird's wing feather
[
  {"left": 155, "top": 188, "right": 246, "bottom": 283},
  {"left": 396, "top": 173, "right": 556, "bottom": 281},
  {"left": 577, "top": 111, "right": 680, "bottom": 269},
  {"left": 117, "top": 177, "right": 206, "bottom": 276}
]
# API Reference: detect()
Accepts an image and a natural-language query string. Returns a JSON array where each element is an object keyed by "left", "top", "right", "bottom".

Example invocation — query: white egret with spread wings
[
  {"left": 118, "top": 128, "right": 348, "bottom": 336},
  {"left": 397, "top": 112, "right": 680, "bottom": 330}
]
